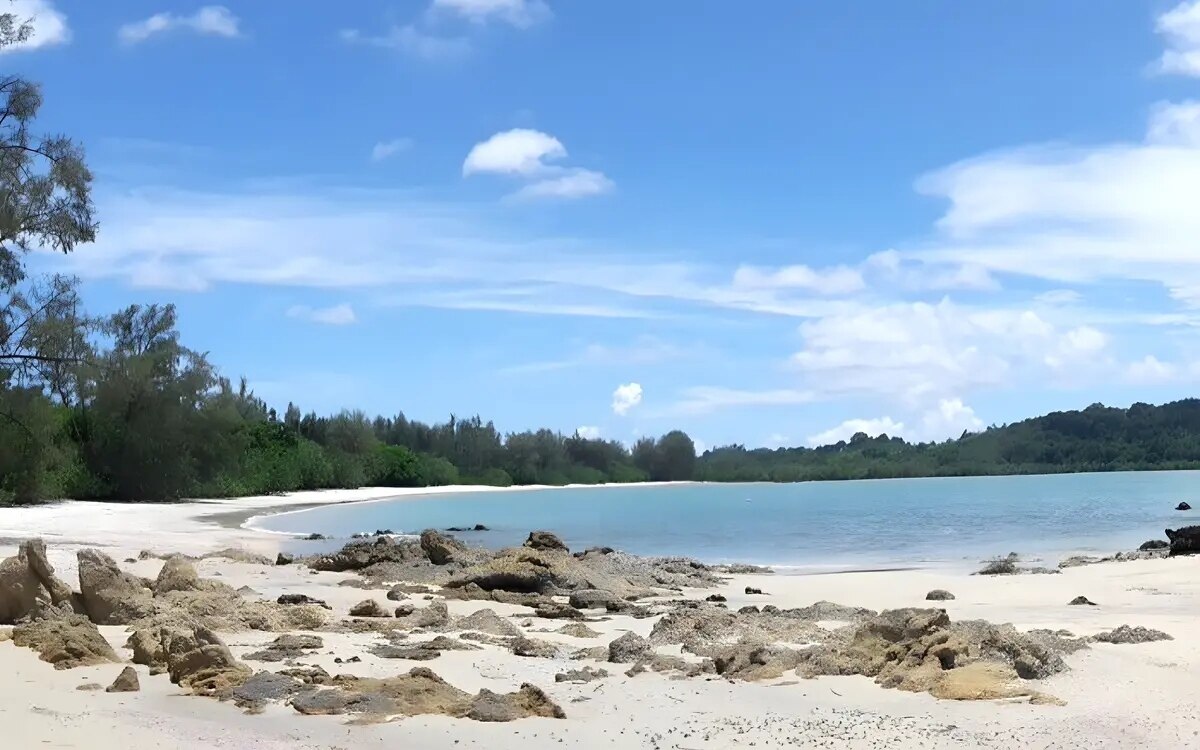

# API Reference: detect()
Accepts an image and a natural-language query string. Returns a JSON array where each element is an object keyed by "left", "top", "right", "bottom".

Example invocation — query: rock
[
  {"left": 474, "top": 524, "right": 489, "bottom": 531},
  {"left": 394, "top": 604, "right": 415, "bottom": 618},
  {"left": 572, "top": 546, "right": 614, "bottom": 559},
  {"left": 303, "top": 533, "right": 327, "bottom": 541},
  {"left": 244, "top": 634, "right": 324, "bottom": 662},
  {"left": 555, "top": 667, "right": 608, "bottom": 683},
  {"left": 535, "top": 601, "right": 586, "bottom": 620},
  {"left": 1165, "top": 526, "right": 1200, "bottom": 556},
  {"left": 348, "top": 600, "right": 389, "bottom": 618},
  {"left": 231, "top": 671, "right": 303, "bottom": 712},
  {"left": 106, "top": 666, "right": 141, "bottom": 693},
  {"left": 1138, "top": 539, "right": 1169, "bottom": 551},
  {"left": 557, "top": 623, "right": 601, "bottom": 638},
  {"left": 714, "top": 564, "right": 774, "bottom": 574},
  {"left": 455, "top": 608, "right": 522, "bottom": 638},
  {"left": 153, "top": 556, "right": 205, "bottom": 595},
  {"left": 511, "top": 636, "right": 560, "bottom": 658},
  {"left": 277, "top": 593, "right": 330, "bottom": 609},
  {"left": 705, "top": 593, "right": 727, "bottom": 603},
  {"left": 1176, "top": 502, "right": 1192, "bottom": 511},
  {"left": 1093, "top": 625, "right": 1173, "bottom": 644},
  {"left": 713, "top": 641, "right": 802, "bottom": 681},
  {"left": 371, "top": 643, "right": 443, "bottom": 661},
  {"left": 975, "top": 555, "right": 1020, "bottom": 575},
  {"left": 524, "top": 531, "right": 568, "bottom": 553},
  {"left": 76, "top": 682, "right": 102, "bottom": 691},
  {"left": 420, "top": 529, "right": 471, "bottom": 566},
  {"left": 568, "top": 589, "right": 623, "bottom": 610},
  {"left": 308, "top": 536, "right": 420, "bottom": 573},
  {"left": 77, "top": 549, "right": 155, "bottom": 625},
  {"left": 925, "top": 590, "right": 956, "bottom": 601},
  {"left": 12, "top": 613, "right": 121, "bottom": 669},
  {"left": 387, "top": 583, "right": 433, "bottom": 599},
  {"left": 1067, "top": 596, "right": 1098, "bottom": 606},
  {"left": 744, "top": 587, "right": 765, "bottom": 595},
  {"left": 608, "top": 632, "right": 651, "bottom": 663},
  {"left": 0, "top": 539, "right": 78, "bottom": 625},
  {"left": 466, "top": 684, "right": 565, "bottom": 722},
  {"left": 275, "top": 553, "right": 295, "bottom": 566},
  {"left": 162, "top": 626, "right": 252, "bottom": 695}
]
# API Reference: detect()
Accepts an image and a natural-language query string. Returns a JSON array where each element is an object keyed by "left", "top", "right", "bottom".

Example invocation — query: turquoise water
[{"left": 252, "top": 472, "right": 1198, "bottom": 571}]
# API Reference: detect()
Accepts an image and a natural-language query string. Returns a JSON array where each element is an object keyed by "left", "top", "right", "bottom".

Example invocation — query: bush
[{"left": 416, "top": 454, "right": 460, "bottom": 486}]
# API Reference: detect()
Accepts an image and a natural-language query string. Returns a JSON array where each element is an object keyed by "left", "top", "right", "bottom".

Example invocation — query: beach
[{"left": 2, "top": 486, "right": 1198, "bottom": 749}]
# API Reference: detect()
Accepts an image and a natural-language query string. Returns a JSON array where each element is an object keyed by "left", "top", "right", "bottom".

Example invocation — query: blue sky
[{"left": 8, "top": 0, "right": 1200, "bottom": 449}]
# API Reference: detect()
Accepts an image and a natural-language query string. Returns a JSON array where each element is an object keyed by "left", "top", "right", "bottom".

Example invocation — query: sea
[{"left": 250, "top": 471, "right": 1197, "bottom": 573}]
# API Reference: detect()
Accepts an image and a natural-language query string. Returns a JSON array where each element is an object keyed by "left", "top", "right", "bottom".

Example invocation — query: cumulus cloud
[
  {"left": 464, "top": 128, "right": 612, "bottom": 200},
  {"left": 1157, "top": 0, "right": 1200, "bottom": 77},
  {"left": 1125, "top": 355, "right": 1177, "bottom": 384},
  {"left": 611, "top": 382, "right": 643, "bottom": 416},
  {"left": 286, "top": 303, "right": 357, "bottom": 326},
  {"left": 371, "top": 138, "right": 414, "bottom": 162},
  {"left": 807, "top": 417, "right": 906, "bottom": 447},
  {"left": 118, "top": 5, "right": 240, "bottom": 45},
  {"left": 919, "top": 398, "right": 984, "bottom": 441},
  {"left": 430, "top": 0, "right": 551, "bottom": 28},
  {"left": 0, "top": 0, "right": 70, "bottom": 53},
  {"left": 575, "top": 425, "right": 601, "bottom": 440}
]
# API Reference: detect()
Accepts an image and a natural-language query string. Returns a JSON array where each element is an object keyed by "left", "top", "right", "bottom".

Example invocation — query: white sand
[{"left": 2, "top": 487, "right": 1199, "bottom": 748}]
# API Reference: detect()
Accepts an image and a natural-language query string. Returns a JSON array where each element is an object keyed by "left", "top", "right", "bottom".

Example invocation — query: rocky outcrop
[
  {"left": 466, "top": 684, "right": 565, "bottom": 722},
  {"left": 455, "top": 608, "right": 521, "bottom": 637},
  {"left": 308, "top": 536, "right": 423, "bottom": 573},
  {"left": 608, "top": 632, "right": 651, "bottom": 663},
  {"left": 511, "top": 636, "right": 560, "bottom": 658},
  {"left": 557, "top": 623, "right": 601, "bottom": 638},
  {"left": 0, "top": 539, "right": 77, "bottom": 624},
  {"left": 525, "top": 531, "right": 568, "bottom": 553},
  {"left": 555, "top": 666, "right": 608, "bottom": 683},
  {"left": 1093, "top": 625, "right": 1173, "bottom": 644},
  {"left": 275, "top": 553, "right": 294, "bottom": 566},
  {"left": 277, "top": 593, "right": 330, "bottom": 609},
  {"left": 420, "top": 529, "right": 469, "bottom": 565},
  {"left": 925, "top": 590, "right": 955, "bottom": 601},
  {"left": 244, "top": 634, "right": 324, "bottom": 662},
  {"left": 107, "top": 666, "right": 141, "bottom": 693},
  {"left": 1138, "top": 539, "right": 1169, "bottom": 551},
  {"left": 568, "top": 589, "right": 624, "bottom": 610},
  {"left": 1165, "top": 526, "right": 1200, "bottom": 556},
  {"left": 712, "top": 641, "right": 801, "bottom": 681},
  {"left": 1176, "top": 502, "right": 1191, "bottom": 511},
  {"left": 162, "top": 626, "right": 252, "bottom": 695},
  {"left": 11, "top": 613, "right": 120, "bottom": 669},
  {"left": 77, "top": 549, "right": 155, "bottom": 625},
  {"left": 153, "top": 556, "right": 206, "bottom": 595},
  {"left": 348, "top": 599, "right": 389, "bottom": 618}
]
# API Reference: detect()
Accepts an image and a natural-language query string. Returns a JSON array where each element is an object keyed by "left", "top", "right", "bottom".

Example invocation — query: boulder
[
  {"left": 745, "top": 587, "right": 765, "bottom": 595},
  {"left": 705, "top": 593, "right": 727, "bottom": 603},
  {"left": 568, "top": 589, "right": 623, "bottom": 610},
  {"left": 712, "top": 641, "right": 802, "bottom": 681},
  {"left": 106, "top": 666, "right": 141, "bottom": 693},
  {"left": 387, "top": 583, "right": 433, "bottom": 599},
  {"left": 1093, "top": 625, "right": 1173, "bottom": 644},
  {"left": 77, "top": 549, "right": 155, "bottom": 625},
  {"left": 556, "top": 623, "right": 601, "bottom": 638},
  {"left": 153, "top": 556, "right": 204, "bottom": 595},
  {"left": 162, "top": 626, "right": 252, "bottom": 694},
  {"left": 925, "top": 590, "right": 956, "bottom": 601},
  {"left": 1165, "top": 526, "right": 1200, "bottom": 556},
  {"left": 308, "top": 536, "right": 420, "bottom": 573},
  {"left": 1138, "top": 539, "right": 1169, "bottom": 551},
  {"left": 608, "top": 632, "right": 651, "bottom": 663},
  {"left": 466, "top": 684, "right": 565, "bottom": 722},
  {"left": 244, "top": 634, "right": 324, "bottom": 662},
  {"left": 1067, "top": 596, "right": 1098, "bottom": 606},
  {"left": 420, "top": 529, "right": 469, "bottom": 565},
  {"left": 11, "top": 613, "right": 120, "bottom": 669},
  {"left": 1176, "top": 502, "right": 1192, "bottom": 511},
  {"left": 535, "top": 601, "right": 586, "bottom": 620},
  {"left": 0, "top": 539, "right": 77, "bottom": 624},
  {"left": 524, "top": 531, "right": 568, "bottom": 553},
  {"left": 511, "top": 636, "right": 560, "bottom": 658},
  {"left": 455, "top": 608, "right": 522, "bottom": 638},
  {"left": 275, "top": 553, "right": 295, "bottom": 566},
  {"left": 277, "top": 593, "right": 330, "bottom": 609},
  {"left": 348, "top": 600, "right": 389, "bottom": 618}
]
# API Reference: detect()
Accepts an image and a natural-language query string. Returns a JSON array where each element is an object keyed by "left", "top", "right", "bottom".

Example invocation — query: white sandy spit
[{"left": 1, "top": 486, "right": 1198, "bottom": 749}]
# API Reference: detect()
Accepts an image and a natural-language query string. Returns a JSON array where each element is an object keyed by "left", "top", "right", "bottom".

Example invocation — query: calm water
[{"left": 252, "top": 472, "right": 1198, "bottom": 572}]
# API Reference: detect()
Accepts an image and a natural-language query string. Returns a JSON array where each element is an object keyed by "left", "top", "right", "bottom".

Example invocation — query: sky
[{"left": 7, "top": 0, "right": 1200, "bottom": 450}]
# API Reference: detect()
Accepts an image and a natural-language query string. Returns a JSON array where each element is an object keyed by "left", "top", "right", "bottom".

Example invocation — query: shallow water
[{"left": 252, "top": 471, "right": 1198, "bottom": 571}]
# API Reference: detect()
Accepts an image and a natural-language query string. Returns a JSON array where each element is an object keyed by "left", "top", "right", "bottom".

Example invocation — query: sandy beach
[{"left": 2, "top": 486, "right": 1198, "bottom": 749}]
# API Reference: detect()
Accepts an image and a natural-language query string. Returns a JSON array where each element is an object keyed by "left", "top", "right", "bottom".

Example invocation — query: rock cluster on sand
[
  {"left": 608, "top": 632, "right": 652, "bottom": 663},
  {"left": 1093, "top": 625, "right": 1173, "bottom": 644},
  {"left": 12, "top": 613, "right": 121, "bottom": 669}
]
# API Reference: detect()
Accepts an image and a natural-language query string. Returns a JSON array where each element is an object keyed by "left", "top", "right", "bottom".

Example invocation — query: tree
[{"left": 653, "top": 430, "right": 696, "bottom": 481}]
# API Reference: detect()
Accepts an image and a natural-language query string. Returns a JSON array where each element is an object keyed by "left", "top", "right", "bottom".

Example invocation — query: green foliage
[
  {"left": 415, "top": 454, "right": 461, "bottom": 487},
  {"left": 370, "top": 444, "right": 422, "bottom": 487}
]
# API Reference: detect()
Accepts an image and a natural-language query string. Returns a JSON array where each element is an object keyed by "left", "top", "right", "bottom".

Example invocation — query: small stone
[
  {"left": 744, "top": 587, "right": 765, "bottom": 595},
  {"left": 348, "top": 599, "right": 388, "bottom": 618},
  {"left": 925, "top": 590, "right": 956, "bottom": 601},
  {"left": 1067, "top": 596, "right": 1098, "bottom": 606}
]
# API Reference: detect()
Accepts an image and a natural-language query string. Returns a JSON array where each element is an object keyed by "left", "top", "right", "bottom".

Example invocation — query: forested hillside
[{"left": 3, "top": 61, "right": 1200, "bottom": 505}]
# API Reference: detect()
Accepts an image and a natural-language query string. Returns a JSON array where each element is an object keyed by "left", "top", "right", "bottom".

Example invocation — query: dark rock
[
  {"left": 275, "top": 553, "right": 295, "bottom": 566},
  {"left": 308, "top": 536, "right": 422, "bottom": 573},
  {"left": 608, "top": 632, "right": 651, "bottom": 663},
  {"left": 568, "top": 589, "right": 623, "bottom": 610},
  {"left": 387, "top": 583, "right": 433, "bottom": 599},
  {"left": 1165, "top": 526, "right": 1200, "bottom": 556},
  {"left": 333, "top": 655, "right": 362, "bottom": 664},
  {"left": 1067, "top": 596, "right": 1098, "bottom": 606},
  {"left": 1176, "top": 502, "right": 1192, "bottom": 511},
  {"left": 1138, "top": 539, "right": 1169, "bottom": 551},
  {"left": 277, "top": 593, "right": 331, "bottom": 609},
  {"left": 375, "top": 529, "right": 395, "bottom": 536},
  {"left": 348, "top": 599, "right": 389, "bottom": 618},
  {"left": 705, "top": 594, "right": 727, "bottom": 603},
  {"left": 371, "top": 644, "right": 442, "bottom": 661},
  {"left": 106, "top": 666, "right": 141, "bottom": 693},
  {"left": 303, "top": 534, "right": 326, "bottom": 541},
  {"left": 420, "top": 529, "right": 469, "bottom": 565},
  {"left": 474, "top": 524, "right": 489, "bottom": 531},
  {"left": 244, "top": 634, "right": 324, "bottom": 662},
  {"left": 535, "top": 601, "right": 586, "bottom": 620},
  {"left": 230, "top": 671, "right": 302, "bottom": 710},
  {"left": 572, "top": 546, "right": 614, "bottom": 559},
  {"left": 524, "top": 531, "right": 568, "bottom": 553},
  {"left": 394, "top": 604, "right": 416, "bottom": 618},
  {"left": 1093, "top": 625, "right": 1172, "bottom": 644},
  {"left": 738, "top": 605, "right": 760, "bottom": 614},
  {"left": 925, "top": 590, "right": 956, "bottom": 601},
  {"left": 744, "top": 587, "right": 765, "bottom": 595}
]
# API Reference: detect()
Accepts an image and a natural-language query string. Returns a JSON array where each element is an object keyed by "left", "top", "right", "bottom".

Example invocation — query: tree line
[{"left": 5, "top": 31, "right": 1200, "bottom": 504}]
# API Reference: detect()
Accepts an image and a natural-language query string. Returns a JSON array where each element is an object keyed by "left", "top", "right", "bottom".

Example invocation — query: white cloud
[
  {"left": 0, "top": 0, "right": 70, "bottom": 53},
  {"left": 118, "top": 5, "right": 240, "bottom": 45},
  {"left": 431, "top": 0, "right": 551, "bottom": 28},
  {"left": 464, "top": 128, "right": 613, "bottom": 200},
  {"left": 1125, "top": 355, "right": 1177, "bottom": 384},
  {"left": 807, "top": 417, "right": 906, "bottom": 447},
  {"left": 732, "top": 264, "right": 865, "bottom": 296},
  {"left": 500, "top": 337, "right": 692, "bottom": 375},
  {"left": 463, "top": 129, "right": 566, "bottom": 176},
  {"left": 919, "top": 398, "right": 984, "bottom": 442},
  {"left": 1148, "top": 101, "right": 1200, "bottom": 146},
  {"left": 1157, "top": 1, "right": 1200, "bottom": 77},
  {"left": 611, "top": 382, "right": 643, "bottom": 416},
  {"left": 575, "top": 425, "right": 601, "bottom": 440},
  {"left": 286, "top": 303, "right": 357, "bottom": 326},
  {"left": 340, "top": 25, "right": 470, "bottom": 62},
  {"left": 664, "top": 387, "right": 814, "bottom": 416},
  {"left": 1043, "top": 325, "right": 1107, "bottom": 370},
  {"left": 1034, "top": 289, "right": 1082, "bottom": 306},
  {"left": 371, "top": 138, "right": 414, "bottom": 162},
  {"left": 511, "top": 169, "right": 614, "bottom": 200}
]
